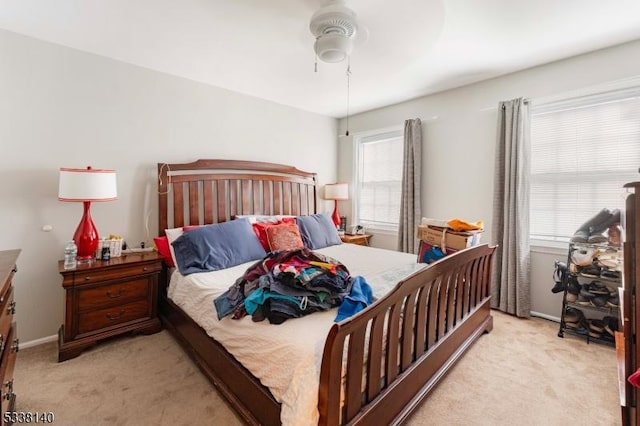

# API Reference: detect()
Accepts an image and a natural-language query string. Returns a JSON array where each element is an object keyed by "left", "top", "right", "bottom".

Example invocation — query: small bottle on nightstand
[{"left": 63, "top": 241, "right": 77, "bottom": 270}]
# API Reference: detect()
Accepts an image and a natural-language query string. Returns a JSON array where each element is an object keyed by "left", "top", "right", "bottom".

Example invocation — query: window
[
  {"left": 530, "top": 86, "right": 640, "bottom": 244},
  {"left": 354, "top": 128, "right": 404, "bottom": 232}
]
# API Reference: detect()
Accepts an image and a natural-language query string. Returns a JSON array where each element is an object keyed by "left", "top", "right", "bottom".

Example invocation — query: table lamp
[
  {"left": 324, "top": 183, "right": 349, "bottom": 228},
  {"left": 58, "top": 167, "right": 118, "bottom": 262}
]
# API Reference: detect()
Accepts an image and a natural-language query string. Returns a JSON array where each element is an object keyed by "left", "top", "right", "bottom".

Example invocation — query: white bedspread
[{"left": 167, "top": 243, "right": 424, "bottom": 426}]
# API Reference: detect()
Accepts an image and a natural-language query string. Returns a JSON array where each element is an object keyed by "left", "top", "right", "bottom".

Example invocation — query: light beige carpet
[{"left": 16, "top": 311, "right": 619, "bottom": 426}]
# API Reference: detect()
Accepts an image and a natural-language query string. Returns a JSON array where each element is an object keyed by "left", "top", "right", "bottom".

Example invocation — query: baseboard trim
[
  {"left": 531, "top": 311, "right": 560, "bottom": 323},
  {"left": 21, "top": 334, "right": 57, "bottom": 349}
]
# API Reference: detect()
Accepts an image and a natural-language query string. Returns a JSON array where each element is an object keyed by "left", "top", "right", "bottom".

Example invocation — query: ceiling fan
[{"left": 309, "top": 0, "right": 368, "bottom": 64}]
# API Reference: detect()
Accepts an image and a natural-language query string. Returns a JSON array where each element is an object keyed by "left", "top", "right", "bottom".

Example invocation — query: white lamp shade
[
  {"left": 325, "top": 183, "right": 349, "bottom": 200},
  {"left": 58, "top": 167, "right": 118, "bottom": 202}
]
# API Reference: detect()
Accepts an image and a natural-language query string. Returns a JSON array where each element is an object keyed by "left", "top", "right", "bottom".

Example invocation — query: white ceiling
[{"left": 2, "top": 0, "right": 640, "bottom": 118}]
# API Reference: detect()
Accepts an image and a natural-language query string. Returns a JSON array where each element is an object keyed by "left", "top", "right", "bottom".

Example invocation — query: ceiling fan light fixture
[
  {"left": 315, "top": 33, "right": 353, "bottom": 63},
  {"left": 310, "top": 0, "right": 359, "bottom": 64}
]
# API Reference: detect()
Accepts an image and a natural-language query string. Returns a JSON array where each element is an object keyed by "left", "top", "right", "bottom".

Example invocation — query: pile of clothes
[{"left": 214, "top": 247, "right": 371, "bottom": 324}]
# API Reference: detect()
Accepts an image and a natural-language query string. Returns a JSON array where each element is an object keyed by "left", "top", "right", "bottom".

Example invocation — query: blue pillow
[
  {"left": 172, "top": 219, "right": 266, "bottom": 275},
  {"left": 296, "top": 213, "right": 342, "bottom": 250}
]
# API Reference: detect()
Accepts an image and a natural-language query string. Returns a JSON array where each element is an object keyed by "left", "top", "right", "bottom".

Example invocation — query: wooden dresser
[
  {"left": 0, "top": 250, "right": 19, "bottom": 422},
  {"left": 621, "top": 181, "right": 640, "bottom": 425},
  {"left": 58, "top": 252, "right": 162, "bottom": 362}
]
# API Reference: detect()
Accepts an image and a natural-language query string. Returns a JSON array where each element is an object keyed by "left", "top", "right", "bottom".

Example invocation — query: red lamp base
[
  {"left": 73, "top": 201, "right": 99, "bottom": 262},
  {"left": 331, "top": 200, "right": 341, "bottom": 228}
]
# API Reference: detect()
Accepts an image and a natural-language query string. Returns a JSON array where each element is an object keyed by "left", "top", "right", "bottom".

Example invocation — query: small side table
[
  {"left": 340, "top": 234, "right": 371, "bottom": 246},
  {"left": 58, "top": 252, "right": 163, "bottom": 362}
]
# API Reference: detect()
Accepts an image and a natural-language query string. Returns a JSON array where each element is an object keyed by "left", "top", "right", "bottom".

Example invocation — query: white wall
[
  {"left": 0, "top": 29, "right": 338, "bottom": 343},
  {"left": 338, "top": 39, "right": 640, "bottom": 319}
]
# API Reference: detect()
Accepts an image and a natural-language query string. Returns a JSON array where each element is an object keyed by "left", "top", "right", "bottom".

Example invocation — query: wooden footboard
[{"left": 319, "top": 244, "right": 496, "bottom": 426}]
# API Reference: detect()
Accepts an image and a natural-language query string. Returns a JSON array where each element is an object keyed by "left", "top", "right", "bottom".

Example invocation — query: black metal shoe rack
[{"left": 557, "top": 241, "right": 621, "bottom": 346}]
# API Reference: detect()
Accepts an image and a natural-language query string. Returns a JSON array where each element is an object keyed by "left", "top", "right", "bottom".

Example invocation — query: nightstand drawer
[
  {"left": 78, "top": 299, "right": 150, "bottom": 334},
  {"left": 78, "top": 278, "right": 149, "bottom": 310},
  {"left": 0, "top": 323, "right": 17, "bottom": 415},
  {"left": 0, "top": 287, "right": 14, "bottom": 352},
  {"left": 71, "top": 262, "right": 161, "bottom": 285}
]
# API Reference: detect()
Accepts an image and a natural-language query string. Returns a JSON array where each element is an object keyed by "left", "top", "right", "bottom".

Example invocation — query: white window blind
[
  {"left": 530, "top": 87, "right": 640, "bottom": 243},
  {"left": 355, "top": 129, "right": 403, "bottom": 231}
]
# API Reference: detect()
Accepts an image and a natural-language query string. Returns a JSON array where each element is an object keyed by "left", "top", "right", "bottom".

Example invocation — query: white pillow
[
  {"left": 165, "top": 227, "right": 184, "bottom": 268},
  {"left": 235, "top": 214, "right": 295, "bottom": 224}
]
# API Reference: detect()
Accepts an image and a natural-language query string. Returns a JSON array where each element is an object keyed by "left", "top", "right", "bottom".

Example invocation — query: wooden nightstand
[
  {"left": 340, "top": 234, "right": 371, "bottom": 246},
  {"left": 58, "top": 252, "right": 163, "bottom": 362},
  {"left": 0, "top": 250, "right": 20, "bottom": 420}
]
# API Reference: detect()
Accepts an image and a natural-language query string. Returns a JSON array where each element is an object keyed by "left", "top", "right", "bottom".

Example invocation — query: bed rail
[{"left": 318, "top": 244, "right": 496, "bottom": 425}]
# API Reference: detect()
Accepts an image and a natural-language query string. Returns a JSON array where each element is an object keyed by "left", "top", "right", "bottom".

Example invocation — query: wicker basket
[{"left": 95, "top": 239, "right": 123, "bottom": 259}]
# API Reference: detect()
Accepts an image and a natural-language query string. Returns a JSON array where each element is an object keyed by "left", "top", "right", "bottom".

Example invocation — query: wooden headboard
[{"left": 158, "top": 159, "right": 317, "bottom": 234}]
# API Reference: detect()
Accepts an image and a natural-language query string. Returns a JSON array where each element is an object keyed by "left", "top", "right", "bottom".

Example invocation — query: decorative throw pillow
[
  {"left": 296, "top": 213, "right": 342, "bottom": 250},
  {"left": 172, "top": 218, "right": 267, "bottom": 275},
  {"left": 252, "top": 217, "right": 297, "bottom": 250},
  {"left": 153, "top": 236, "right": 174, "bottom": 267},
  {"left": 265, "top": 223, "right": 304, "bottom": 252},
  {"left": 164, "top": 224, "right": 203, "bottom": 267}
]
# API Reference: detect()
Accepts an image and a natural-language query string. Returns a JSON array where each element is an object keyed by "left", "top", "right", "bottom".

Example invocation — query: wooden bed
[{"left": 157, "top": 159, "right": 496, "bottom": 425}]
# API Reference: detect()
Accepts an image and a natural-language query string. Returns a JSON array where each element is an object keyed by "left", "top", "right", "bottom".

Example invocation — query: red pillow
[
  {"left": 252, "top": 217, "right": 296, "bottom": 251},
  {"left": 153, "top": 236, "right": 175, "bottom": 267},
  {"left": 266, "top": 223, "right": 304, "bottom": 251}
]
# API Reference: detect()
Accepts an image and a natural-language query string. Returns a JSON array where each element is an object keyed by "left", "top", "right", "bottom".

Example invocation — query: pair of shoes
[
  {"left": 564, "top": 307, "right": 584, "bottom": 324},
  {"left": 580, "top": 262, "right": 602, "bottom": 278},
  {"left": 577, "top": 285, "right": 595, "bottom": 305},
  {"left": 571, "top": 247, "right": 597, "bottom": 266},
  {"left": 551, "top": 260, "right": 567, "bottom": 293},
  {"left": 603, "top": 316, "right": 619, "bottom": 336},
  {"left": 587, "top": 319, "right": 605, "bottom": 338},
  {"left": 570, "top": 209, "right": 621, "bottom": 243},
  {"left": 607, "top": 294, "right": 619, "bottom": 308},
  {"left": 596, "top": 250, "right": 621, "bottom": 270},
  {"left": 608, "top": 223, "right": 622, "bottom": 246},
  {"left": 602, "top": 270, "right": 621, "bottom": 280},
  {"left": 566, "top": 276, "right": 580, "bottom": 302}
]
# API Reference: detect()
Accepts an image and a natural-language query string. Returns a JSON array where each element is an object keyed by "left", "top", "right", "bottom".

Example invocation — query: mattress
[{"left": 167, "top": 243, "right": 424, "bottom": 426}]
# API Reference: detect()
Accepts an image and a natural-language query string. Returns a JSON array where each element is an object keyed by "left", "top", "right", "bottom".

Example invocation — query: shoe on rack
[
  {"left": 591, "top": 295, "right": 609, "bottom": 308},
  {"left": 577, "top": 289, "right": 595, "bottom": 305},
  {"left": 571, "top": 248, "right": 597, "bottom": 267},
  {"left": 589, "top": 319, "right": 605, "bottom": 333},
  {"left": 580, "top": 263, "right": 602, "bottom": 278},
  {"left": 596, "top": 251, "right": 621, "bottom": 269},
  {"left": 551, "top": 260, "right": 567, "bottom": 293},
  {"left": 606, "top": 294, "right": 619, "bottom": 308},
  {"left": 601, "top": 269, "right": 621, "bottom": 281},
  {"left": 567, "top": 276, "right": 581, "bottom": 295},
  {"left": 587, "top": 233, "right": 609, "bottom": 244},
  {"left": 590, "top": 209, "right": 621, "bottom": 235},
  {"left": 588, "top": 281, "right": 609, "bottom": 295},
  {"left": 603, "top": 316, "right": 619, "bottom": 336},
  {"left": 564, "top": 307, "right": 584, "bottom": 323},
  {"left": 570, "top": 208, "right": 613, "bottom": 243},
  {"left": 608, "top": 223, "right": 622, "bottom": 247}
]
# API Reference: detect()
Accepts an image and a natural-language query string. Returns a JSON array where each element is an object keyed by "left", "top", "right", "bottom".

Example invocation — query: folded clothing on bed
[{"left": 214, "top": 247, "right": 352, "bottom": 324}]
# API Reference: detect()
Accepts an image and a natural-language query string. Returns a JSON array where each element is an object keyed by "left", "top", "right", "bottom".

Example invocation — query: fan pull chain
[
  {"left": 314, "top": 38, "right": 319, "bottom": 72},
  {"left": 345, "top": 57, "right": 351, "bottom": 136}
]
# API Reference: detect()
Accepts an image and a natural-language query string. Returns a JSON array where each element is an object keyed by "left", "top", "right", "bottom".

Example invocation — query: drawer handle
[
  {"left": 7, "top": 301, "right": 15, "bottom": 315},
  {"left": 84, "top": 276, "right": 92, "bottom": 281},
  {"left": 106, "top": 288, "right": 126, "bottom": 299},
  {"left": 106, "top": 310, "right": 126, "bottom": 320},
  {"left": 3, "top": 379, "right": 13, "bottom": 401},
  {"left": 11, "top": 338, "right": 18, "bottom": 353},
  {"left": 142, "top": 267, "right": 148, "bottom": 272}
]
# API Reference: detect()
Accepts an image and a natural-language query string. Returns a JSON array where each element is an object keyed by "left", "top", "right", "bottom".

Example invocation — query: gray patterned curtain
[
  {"left": 397, "top": 119, "right": 422, "bottom": 254},
  {"left": 491, "top": 98, "right": 531, "bottom": 317}
]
